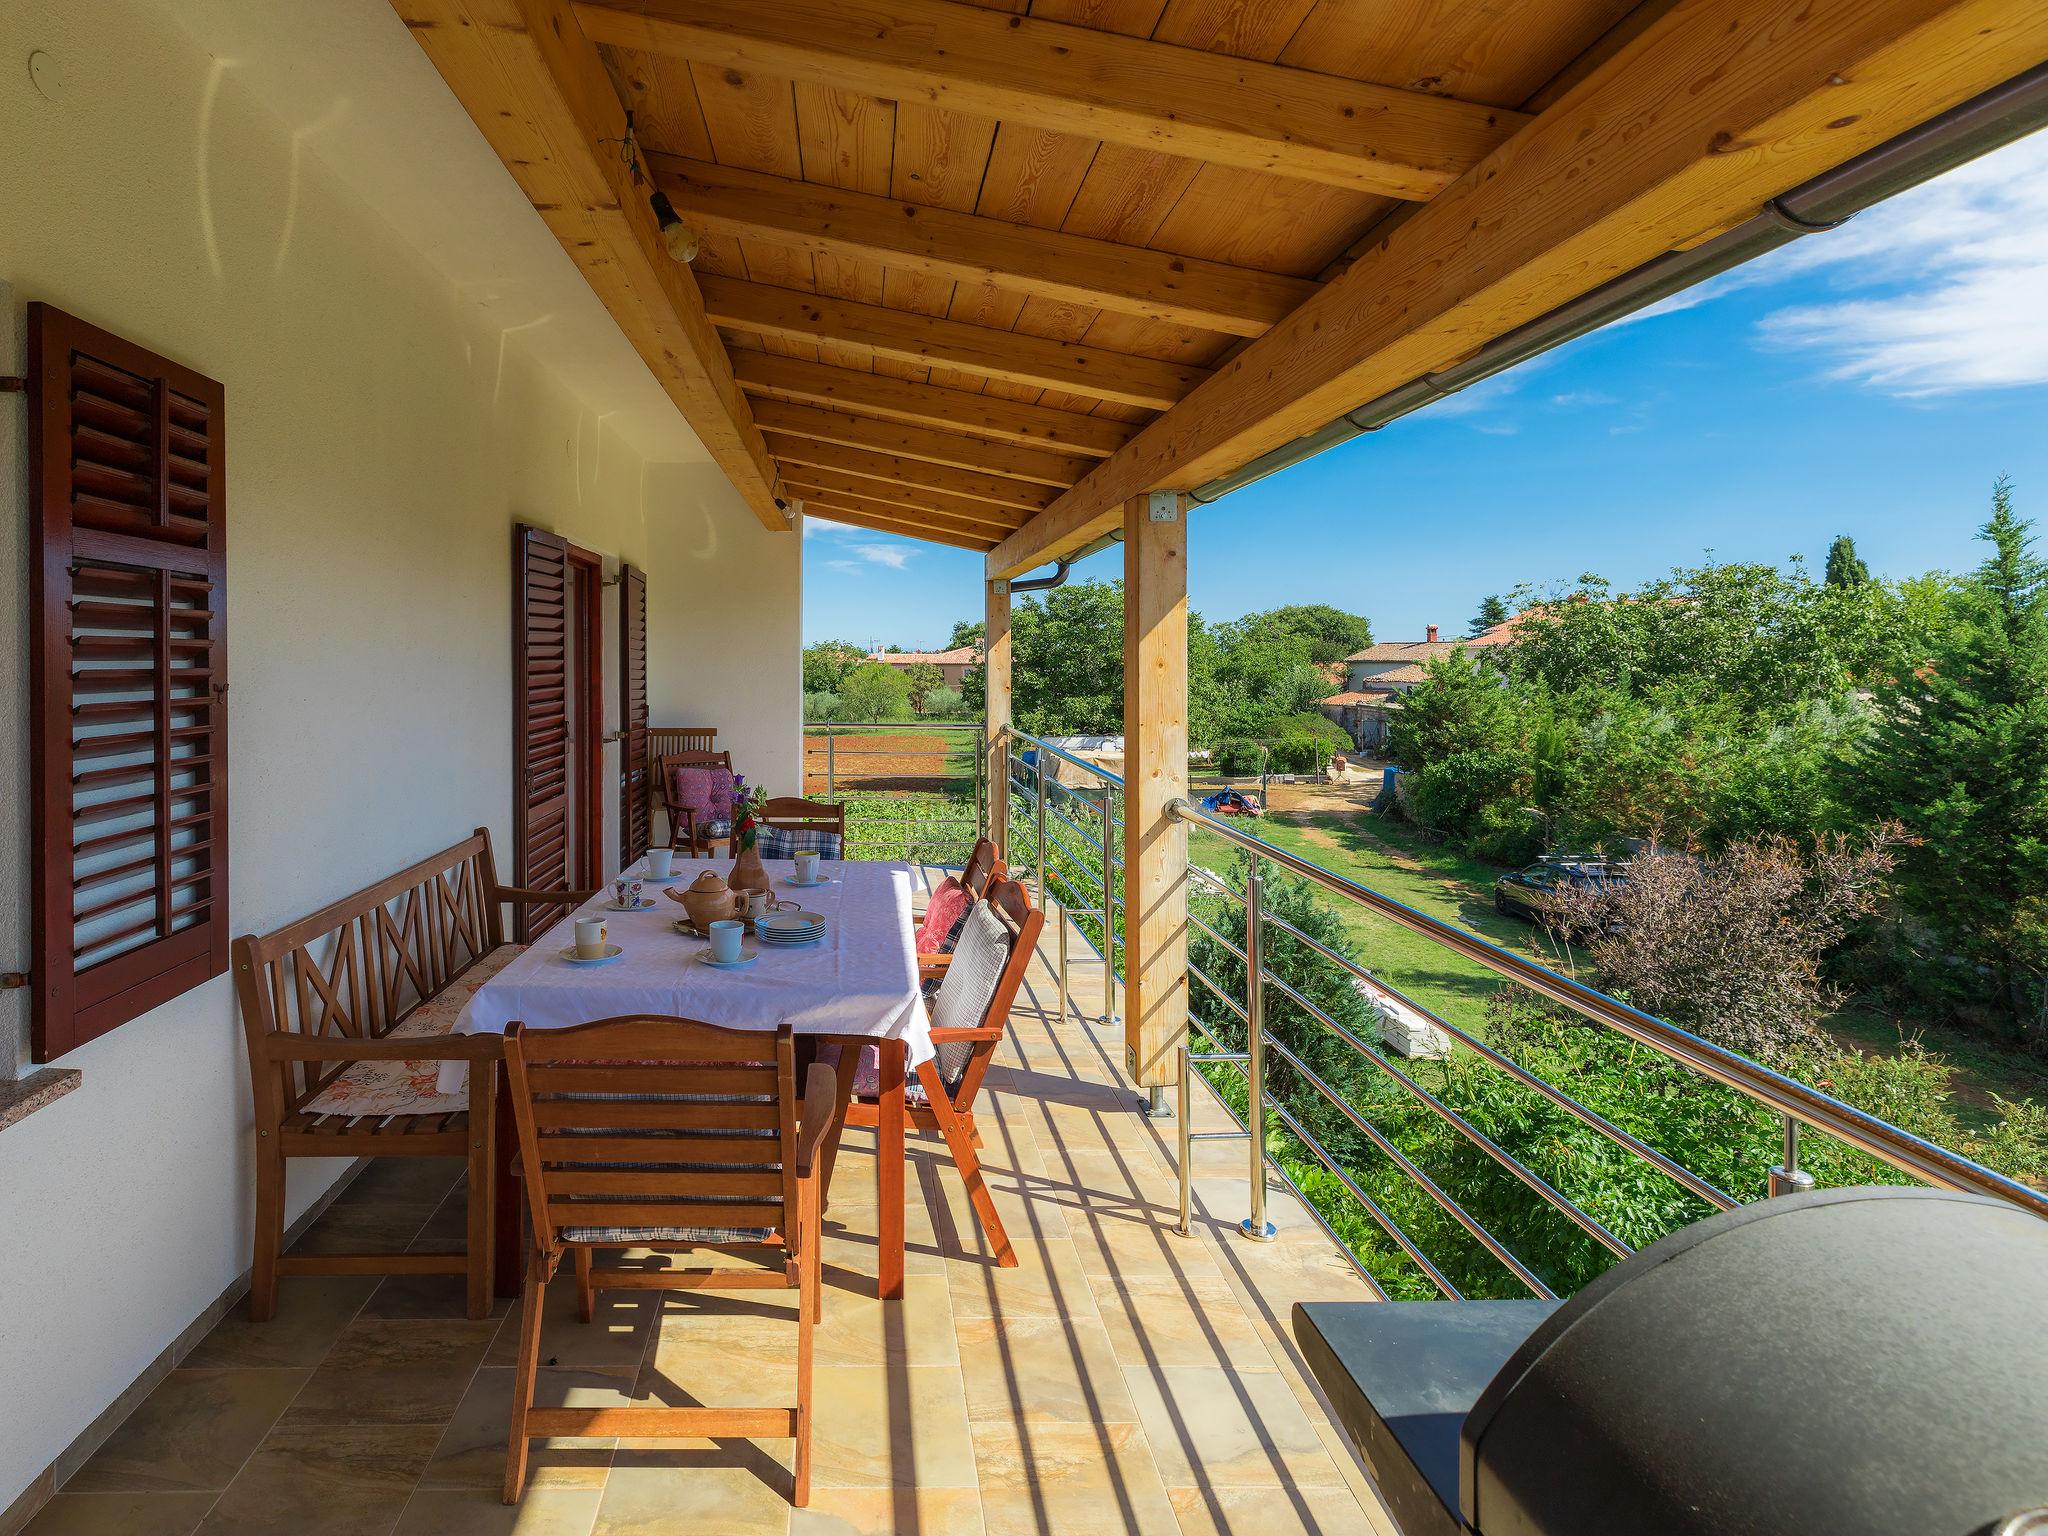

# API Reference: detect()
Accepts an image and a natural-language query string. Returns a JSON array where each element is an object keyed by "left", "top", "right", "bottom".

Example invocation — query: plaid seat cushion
[
  {"left": 759, "top": 824, "right": 843, "bottom": 861},
  {"left": 544, "top": 1085, "right": 779, "bottom": 1246}
]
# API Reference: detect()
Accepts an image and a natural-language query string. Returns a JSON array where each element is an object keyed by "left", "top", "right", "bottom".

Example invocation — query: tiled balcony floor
[{"left": 27, "top": 904, "right": 1393, "bottom": 1536}]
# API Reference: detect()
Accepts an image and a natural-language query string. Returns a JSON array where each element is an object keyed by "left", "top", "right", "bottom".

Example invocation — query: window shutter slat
[
  {"left": 29, "top": 304, "right": 229, "bottom": 1061},
  {"left": 619, "top": 563, "right": 649, "bottom": 869},
  {"left": 514, "top": 525, "right": 573, "bottom": 942}
]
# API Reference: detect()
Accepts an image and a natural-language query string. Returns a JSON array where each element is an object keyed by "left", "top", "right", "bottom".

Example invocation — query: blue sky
[{"left": 802, "top": 131, "right": 2048, "bottom": 648}]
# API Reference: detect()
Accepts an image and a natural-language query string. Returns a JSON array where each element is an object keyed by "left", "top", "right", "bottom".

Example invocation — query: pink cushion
[
  {"left": 915, "top": 876, "right": 972, "bottom": 955},
  {"left": 669, "top": 765, "right": 735, "bottom": 817}
]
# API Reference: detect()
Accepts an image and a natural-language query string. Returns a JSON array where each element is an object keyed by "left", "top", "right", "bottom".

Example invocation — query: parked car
[
  {"left": 1494, "top": 856, "right": 1627, "bottom": 925},
  {"left": 1200, "top": 787, "right": 1264, "bottom": 817}
]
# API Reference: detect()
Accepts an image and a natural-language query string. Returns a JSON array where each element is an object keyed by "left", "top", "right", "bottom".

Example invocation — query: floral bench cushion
[{"left": 302, "top": 943, "right": 525, "bottom": 1119}]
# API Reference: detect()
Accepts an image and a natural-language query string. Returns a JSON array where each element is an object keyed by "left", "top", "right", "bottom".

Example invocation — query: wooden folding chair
[
  {"left": 757, "top": 796, "right": 848, "bottom": 860},
  {"left": 659, "top": 749, "right": 736, "bottom": 855},
  {"left": 847, "top": 874, "right": 1042, "bottom": 1268},
  {"left": 959, "top": 836, "right": 1003, "bottom": 898},
  {"left": 500, "top": 1017, "right": 838, "bottom": 1505}
]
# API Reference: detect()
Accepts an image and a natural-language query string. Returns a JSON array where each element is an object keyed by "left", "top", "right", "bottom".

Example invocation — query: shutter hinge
[
  {"left": 0, "top": 377, "right": 25, "bottom": 393},
  {"left": 1, "top": 971, "right": 30, "bottom": 990}
]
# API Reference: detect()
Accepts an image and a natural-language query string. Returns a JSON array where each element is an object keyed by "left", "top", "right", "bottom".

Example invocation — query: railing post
[
  {"left": 1034, "top": 757, "right": 1049, "bottom": 912},
  {"left": 1101, "top": 785, "right": 1119, "bottom": 1026},
  {"left": 1769, "top": 1114, "right": 1815, "bottom": 1197},
  {"left": 1177, "top": 1039, "right": 1193, "bottom": 1236},
  {"left": 1241, "top": 856, "right": 1277, "bottom": 1241},
  {"left": 974, "top": 724, "right": 987, "bottom": 847},
  {"left": 826, "top": 732, "right": 836, "bottom": 799}
]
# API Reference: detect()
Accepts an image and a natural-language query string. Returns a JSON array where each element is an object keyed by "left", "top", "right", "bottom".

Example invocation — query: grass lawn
[{"left": 1189, "top": 805, "right": 1576, "bottom": 1032}]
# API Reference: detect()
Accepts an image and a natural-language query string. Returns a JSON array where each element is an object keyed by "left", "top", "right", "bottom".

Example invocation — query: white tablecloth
[{"left": 437, "top": 855, "right": 930, "bottom": 1093}]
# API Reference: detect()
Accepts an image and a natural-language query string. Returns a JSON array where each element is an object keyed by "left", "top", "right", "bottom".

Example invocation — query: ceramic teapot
[{"left": 676, "top": 870, "right": 742, "bottom": 930}]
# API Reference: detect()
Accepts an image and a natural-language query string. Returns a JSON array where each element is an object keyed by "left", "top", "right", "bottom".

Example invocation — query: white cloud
[
  {"left": 847, "top": 542, "right": 913, "bottom": 569},
  {"left": 1549, "top": 390, "right": 1617, "bottom": 408},
  {"left": 825, "top": 559, "right": 861, "bottom": 573}
]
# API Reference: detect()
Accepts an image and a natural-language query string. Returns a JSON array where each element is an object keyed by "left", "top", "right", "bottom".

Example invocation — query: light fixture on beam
[{"left": 649, "top": 191, "right": 699, "bottom": 264}]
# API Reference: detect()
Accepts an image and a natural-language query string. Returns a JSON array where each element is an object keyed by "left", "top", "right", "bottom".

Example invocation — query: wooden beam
[
  {"left": 702, "top": 279, "right": 1204, "bottom": 411},
  {"left": 792, "top": 492, "right": 1005, "bottom": 548},
  {"left": 575, "top": 0, "right": 1526, "bottom": 199},
  {"left": 801, "top": 503, "right": 994, "bottom": 551},
  {"left": 749, "top": 399, "right": 1088, "bottom": 488},
  {"left": 987, "top": 0, "right": 2048, "bottom": 578},
  {"left": 985, "top": 579, "right": 1012, "bottom": 860},
  {"left": 731, "top": 353, "right": 1138, "bottom": 458},
  {"left": 763, "top": 435, "right": 1057, "bottom": 513},
  {"left": 777, "top": 470, "right": 1024, "bottom": 535},
  {"left": 650, "top": 154, "right": 1315, "bottom": 338},
  {"left": 393, "top": 0, "right": 783, "bottom": 528},
  {"left": 1121, "top": 493, "right": 1188, "bottom": 1092}
]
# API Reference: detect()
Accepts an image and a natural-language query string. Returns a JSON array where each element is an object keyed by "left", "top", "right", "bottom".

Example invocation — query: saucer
[
  {"left": 782, "top": 875, "right": 833, "bottom": 888},
  {"left": 604, "top": 899, "right": 658, "bottom": 912},
  {"left": 698, "top": 946, "right": 758, "bottom": 970},
  {"left": 558, "top": 944, "right": 624, "bottom": 966}
]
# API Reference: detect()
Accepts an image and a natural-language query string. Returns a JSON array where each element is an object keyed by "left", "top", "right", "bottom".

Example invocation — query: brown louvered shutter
[
  {"left": 28, "top": 304, "right": 229, "bottom": 1062},
  {"left": 513, "top": 524, "right": 572, "bottom": 942},
  {"left": 618, "top": 563, "right": 650, "bottom": 868}
]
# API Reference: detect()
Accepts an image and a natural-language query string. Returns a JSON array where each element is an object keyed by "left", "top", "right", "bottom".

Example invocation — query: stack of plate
[{"left": 756, "top": 909, "right": 825, "bottom": 948}]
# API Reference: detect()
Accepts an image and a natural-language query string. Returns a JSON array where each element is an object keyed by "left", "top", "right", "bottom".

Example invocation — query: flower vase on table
[{"left": 729, "top": 782, "right": 772, "bottom": 896}]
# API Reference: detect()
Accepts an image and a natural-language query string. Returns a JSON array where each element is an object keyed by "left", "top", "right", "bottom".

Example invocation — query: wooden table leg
[
  {"left": 493, "top": 1064, "right": 522, "bottom": 1298},
  {"left": 878, "top": 1039, "right": 906, "bottom": 1301}
]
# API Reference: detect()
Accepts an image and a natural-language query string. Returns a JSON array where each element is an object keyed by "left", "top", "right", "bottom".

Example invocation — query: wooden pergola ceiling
[{"left": 399, "top": 0, "right": 2048, "bottom": 564}]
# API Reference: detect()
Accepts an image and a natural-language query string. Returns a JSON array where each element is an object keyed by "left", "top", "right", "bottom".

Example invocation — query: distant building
[
  {"left": 867, "top": 643, "right": 984, "bottom": 690},
  {"left": 1320, "top": 621, "right": 1520, "bottom": 752}
]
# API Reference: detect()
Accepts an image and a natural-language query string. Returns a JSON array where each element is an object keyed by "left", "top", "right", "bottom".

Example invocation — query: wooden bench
[{"left": 233, "top": 828, "right": 586, "bottom": 1321}]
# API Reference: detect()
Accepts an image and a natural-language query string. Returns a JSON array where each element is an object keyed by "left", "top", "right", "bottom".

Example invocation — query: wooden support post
[
  {"left": 985, "top": 579, "right": 1012, "bottom": 861},
  {"left": 1121, "top": 493, "right": 1188, "bottom": 1091}
]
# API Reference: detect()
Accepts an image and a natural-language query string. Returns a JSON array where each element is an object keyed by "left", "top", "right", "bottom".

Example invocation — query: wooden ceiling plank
[
  {"left": 798, "top": 497, "right": 1002, "bottom": 549},
  {"left": 763, "top": 433, "right": 1059, "bottom": 512},
  {"left": 572, "top": 0, "right": 1529, "bottom": 198},
  {"left": 988, "top": 0, "right": 2048, "bottom": 577},
  {"left": 651, "top": 154, "right": 1314, "bottom": 338},
  {"left": 701, "top": 276, "right": 1206, "bottom": 409},
  {"left": 394, "top": 0, "right": 784, "bottom": 527},
  {"left": 730, "top": 352, "right": 1140, "bottom": 457},
  {"left": 778, "top": 467, "right": 1028, "bottom": 531},
  {"left": 748, "top": 398, "right": 1089, "bottom": 486}
]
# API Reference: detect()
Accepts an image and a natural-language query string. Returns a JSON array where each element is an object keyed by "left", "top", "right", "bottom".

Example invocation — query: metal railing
[
  {"left": 803, "top": 721, "right": 985, "bottom": 864},
  {"left": 986, "top": 725, "right": 2046, "bottom": 1300}
]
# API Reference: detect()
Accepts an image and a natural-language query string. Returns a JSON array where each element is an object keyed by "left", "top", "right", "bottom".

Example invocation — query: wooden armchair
[
  {"left": 757, "top": 796, "right": 847, "bottom": 861},
  {"left": 848, "top": 874, "right": 1042, "bottom": 1268},
  {"left": 961, "top": 837, "right": 1003, "bottom": 898},
  {"left": 500, "top": 1017, "right": 838, "bottom": 1506},
  {"left": 233, "top": 829, "right": 593, "bottom": 1321},
  {"left": 659, "top": 749, "right": 736, "bottom": 855}
]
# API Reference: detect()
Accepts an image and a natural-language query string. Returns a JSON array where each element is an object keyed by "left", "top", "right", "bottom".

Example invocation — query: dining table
[{"left": 445, "top": 853, "right": 932, "bottom": 1300}]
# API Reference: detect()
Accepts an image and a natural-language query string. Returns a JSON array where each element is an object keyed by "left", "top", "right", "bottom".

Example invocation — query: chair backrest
[
  {"left": 965, "top": 874, "right": 1041, "bottom": 1030},
  {"left": 961, "top": 838, "right": 1002, "bottom": 897},
  {"left": 759, "top": 796, "right": 846, "bottom": 837},
  {"left": 924, "top": 873, "right": 1042, "bottom": 1103},
  {"left": 233, "top": 828, "right": 508, "bottom": 1112},
  {"left": 660, "top": 750, "right": 733, "bottom": 799},
  {"left": 502, "top": 1016, "right": 800, "bottom": 1253},
  {"left": 650, "top": 726, "right": 718, "bottom": 758}
]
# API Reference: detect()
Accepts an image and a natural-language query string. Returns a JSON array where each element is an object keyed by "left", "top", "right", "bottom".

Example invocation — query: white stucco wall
[{"left": 0, "top": 0, "right": 798, "bottom": 1508}]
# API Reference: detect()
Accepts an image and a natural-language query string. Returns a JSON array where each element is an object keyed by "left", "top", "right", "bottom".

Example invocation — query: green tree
[
  {"left": 1825, "top": 534, "right": 1870, "bottom": 589},
  {"left": 1852, "top": 479, "right": 2048, "bottom": 1048},
  {"left": 802, "top": 640, "right": 864, "bottom": 695},
  {"left": 1470, "top": 594, "right": 1510, "bottom": 635},
  {"left": 902, "top": 661, "right": 945, "bottom": 713},
  {"left": 835, "top": 661, "right": 913, "bottom": 722},
  {"left": 945, "top": 619, "right": 985, "bottom": 650},
  {"left": 1011, "top": 580, "right": 1129, "bottom": 735}
]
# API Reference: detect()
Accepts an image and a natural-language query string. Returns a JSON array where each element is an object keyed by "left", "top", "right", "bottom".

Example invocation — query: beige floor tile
[
  {"left": 947, "top": 1238, "right": 1102, "bottom": 1324},
  {"left": 67, "top": 1369, "right": 309, "bottom": 1493},
  {"left": 1093, "top": 1277, "right": 1278, "bottom": 1371},
  {"left": 957, "top": 1316, "right": 1135, "bottom": 1425},
  {"left": 807, "top": 1365, "right": 978, "bottom": 1490},
  {"left": 281, "top": 1318, "right": 498, "bottom": 1427},
  {"left": 289, "top": 1199, "right": 442, "bottom": 1256},
  {"left": 21, "top": 1492, "right": 214, "bottom": 1536},
  {"left": 179, "top": 1277, "right": 376, "bottom": 1369},
  {"left": 788, "top": 1487, "right": 984, "bottom": 1536},
  {"left": 335, "top": 1157, "right": 464, "bottom": 1208},
  {"left": 420, "top": 1366, "right": 627, "bottom": 1489},
  {"left": 1068, "top": 1203, "right": 1224, "bottom": 1285},
  {"left": 643, "top": 1308, "right": 795, "bottom": 1408},
  {"left": 593, "top": 1461, "right": 794, "bottom": 1535},
  {"left": 1310, "top": 1422, "right": 1402, "bottom": 1536},
  {"left": 1122, "top": 1368, "right": 1344, "bottom": 1490},
  {"left": 1166, "top": 1484, "right": 1381, "bottom": 1535},
  {"left": 362, "top": 1271, "right": 510, "bottom": 1321},
  {"left": 195, "top": 1424, "right": 440, "bottom": 1536},
  {"left": 394, "top": 1486, "right": 603, "bottom": 1536},
  {"left": 971, "top": 1422, "right": 1180, "bottom": 1536},
  {"left": 485, "top": 1284, "right": 660, "bottom": 1374}
]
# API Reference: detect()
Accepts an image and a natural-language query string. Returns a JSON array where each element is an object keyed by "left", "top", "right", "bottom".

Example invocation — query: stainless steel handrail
[{"left": 1169, "top": 796, "right": 2048, "bottom": 1224}]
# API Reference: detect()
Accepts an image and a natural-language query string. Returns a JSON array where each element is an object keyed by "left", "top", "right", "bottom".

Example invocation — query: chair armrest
[
  {"left": 795, "top": 1060, "right": 840, "bottom": 1177},
  {"left": 263, "top": 1033, "right": 502, "bottom": 1062},
  {"left": 926, "top": 1025, "right": 1005, "bottom": 1044},
  {"left": 917, "top": 953, "right": 953, "bottom": 979},
  {"left": 491, "top": 883, "right": 598, "bottom": 906}
]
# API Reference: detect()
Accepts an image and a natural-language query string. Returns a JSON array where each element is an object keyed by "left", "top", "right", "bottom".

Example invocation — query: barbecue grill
[{"left": 1299, "top": 1187, "right": 2048, "bottom": 1536}]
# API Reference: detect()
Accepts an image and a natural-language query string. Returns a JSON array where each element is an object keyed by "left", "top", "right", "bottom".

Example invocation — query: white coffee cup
[
  {"left": 708, "top": 919, "right": 744, "bottom": 964},
  {"left": 645, "top": 848, "right": 675, "bottom": 879},
  {"left": 743, "top": 888, "right": 769, "bottom": 918},
  {"left": 574, "top": 917, "right": 608, "bottom": 960},
  {"left": 794, "top": 850, "right": 821, "bottom": 883}
]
